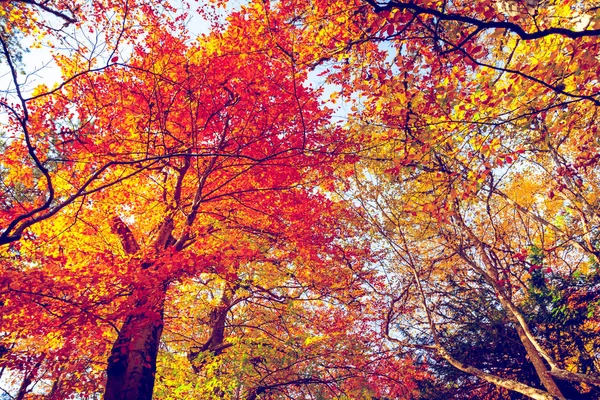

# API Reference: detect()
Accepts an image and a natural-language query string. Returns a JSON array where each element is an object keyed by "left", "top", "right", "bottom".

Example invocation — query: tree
[
  {"left": 156, "top": 261, "right": 424, "bottom": 399},
  {"left": 255, "top": 0, "right": 600, "bottom": 398},
  {"left": 1, "top": 2, "right": 424, "bottom": 399},
  {"left": 3, "top": 0, "right": 600, "bottom": 399},
  {"left": 0, "top": 0, "right": 176, "bottom": 246}
]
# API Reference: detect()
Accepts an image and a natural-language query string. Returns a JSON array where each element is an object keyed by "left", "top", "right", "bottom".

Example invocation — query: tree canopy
[{"left": 1, "top": 0, "right": 600, "bottom": 399}]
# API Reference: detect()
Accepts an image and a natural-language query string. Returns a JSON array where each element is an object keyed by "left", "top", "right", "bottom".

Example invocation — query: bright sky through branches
[{"left": 1, "top": 1, "right": 600, "bottom": 399}]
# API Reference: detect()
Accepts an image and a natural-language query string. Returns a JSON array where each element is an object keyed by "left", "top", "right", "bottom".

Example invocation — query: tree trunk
[
  {"left": 455, "top": 224, "right": 566, "bottom": 399},
  {"left": 15, "top": 359, "right": 42, "bottom": 400},
  {"left": 513, "top": 325, "right": 565, "bottom": 399},
  {"left": 436, "top": 346, "right": 557, "bottom": 400},
  {"left": 104, "top": 285, "right": 166, "bottom": 400},
  {"left": 187, "top": 283, "right": 235, "bottom": 372}
]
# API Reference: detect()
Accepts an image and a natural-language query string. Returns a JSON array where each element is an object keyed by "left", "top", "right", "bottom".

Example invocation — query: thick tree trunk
[
  {"left": 104, "top": 215, "right": 175, "bottom": 399},
  {"left": 104, "top": 286, "right": 166, "bottom": 400}
]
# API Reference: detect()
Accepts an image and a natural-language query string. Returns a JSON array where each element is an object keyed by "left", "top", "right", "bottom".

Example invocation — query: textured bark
[
  {"left": 104, "top": 287, "right": 166, "bottom": 400},
  {"left": 110, "top": 216, "right": 140, "bottom": 254},
  {"left": 105, "top": 214, "right": 174, "bottom": 400}
]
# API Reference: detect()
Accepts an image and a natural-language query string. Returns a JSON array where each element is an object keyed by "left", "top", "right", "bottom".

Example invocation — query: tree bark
[
  {"left": 403, "top": 246, "right": 558, "bottom": 400},
  {"left": 436, "top": 347, "right": 557, "bottom": 400},
  {"left": 104, "top": 286, "right": 166, "bottom": 400},
  {"left": 452, "top": 217, "right": 566, "bottom": 399},
  {"left": 549, "top": 368, "right": 600, "bottom": 387},
  {"left": 513, "top": 324, "right": 565, "bottom": 399}
]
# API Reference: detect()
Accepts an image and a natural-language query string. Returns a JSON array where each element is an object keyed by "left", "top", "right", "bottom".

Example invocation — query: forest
[{"left": 1, "top": 0, "right": 599, "bottom": 399}]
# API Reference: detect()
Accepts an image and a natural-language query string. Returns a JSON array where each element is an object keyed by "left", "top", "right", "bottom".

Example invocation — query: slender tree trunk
[
  {"left": 490, "top": 267, "right": 565, "bottom": 398},
  {"left": 15, "top": 360, "right": 42, "bottom": 400},
  {"left": 47, "top": 377, "right": 62, "bottom": 399},
  {"left": 513, "top": 324, "right": 565, "bottom": 399},
  {"left": 452, "top": 217, "right": 566, "bottom": 399},
  {"left": 104, "top": 285, "right": 166, "bottom": 400},
  {"left": 188, "top": 283, "right": 235, "bottom": 372},
  {"left": 436, "top": 347, "right": 557, "bottom": 400}
]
